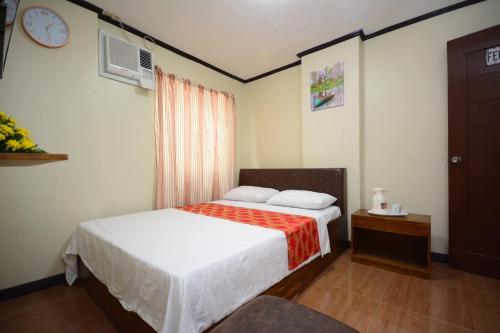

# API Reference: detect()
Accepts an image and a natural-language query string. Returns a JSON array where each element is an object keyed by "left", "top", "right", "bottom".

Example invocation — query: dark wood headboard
[{"left": 238, "top": 168, "right": 347, "bottom": 215}]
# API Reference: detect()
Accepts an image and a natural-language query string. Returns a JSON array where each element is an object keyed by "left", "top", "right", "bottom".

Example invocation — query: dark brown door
[{"left": 448, "top": 25, "right": 500, "bottom": 278}]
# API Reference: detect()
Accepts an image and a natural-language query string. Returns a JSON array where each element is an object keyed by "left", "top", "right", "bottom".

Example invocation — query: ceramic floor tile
[
  {"left": 380, "top": 272, "right": 412, "bottom": 308},
  {"left": 367, "top": 302, "right": 413, "bottom": 333},
  {"left": 485, "top": 277, "right": 500, "bottom": 310},
  {"left": 421, "top": 277, "right": 498, "bottom": 333},
  {"left": 431, "top": 262, "right": 489, "bottom": 294},
  {"left": 319, "top": 257, "right": 392, "bottom": 301},
  {"left": 0, "top": 290, "right": 104, "bottom": 333},
  {"left": 490, "top": 293, "right": 500, "bottom": 313},
  {"left": 318, "top": 256, "right": 351, "bottom": 285},
  {"left": 299, "top": 254, "right": 500, "bottom": 333},
  {"left": 367, "top": 302, "right": 477, "bottom": 333},
  {"left": 382, "top": 273, "right": 499, "bottom": 332},
  {"left": 382, "top": 273, "right": 452, "bottom": 316},
  {"left": 354, "top": 268, "right": 393, "bottom": 301},
  {"left": 337, "top": 249, "right": 352, "bottom": 262},
  {"left": 485, "top": 276, "right": 500, "bottom": 295},
  {"left": 409, "top": 313, "right": 477, "bottom": 333},
  {"left": 0, "top": 283, "right": 86, "bottom": 320},
  {"left": 465, "top": 290, "right": 500, "bottom": 333},
  {"left": 295, "top": 280, "right": 379, "bottom": 332}
]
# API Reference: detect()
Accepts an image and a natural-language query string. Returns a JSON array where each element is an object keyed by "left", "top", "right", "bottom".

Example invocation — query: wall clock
[
  {"left": 22, "top": 6, "right": 69, "bottom": 48},
  {"left": 5, "top": 0, "right": 18, "bottom": 26}
]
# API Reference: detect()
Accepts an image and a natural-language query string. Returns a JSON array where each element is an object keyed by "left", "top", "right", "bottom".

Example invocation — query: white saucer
[{"left": 368, "top": 209, "right": 409, "bottom": 217}]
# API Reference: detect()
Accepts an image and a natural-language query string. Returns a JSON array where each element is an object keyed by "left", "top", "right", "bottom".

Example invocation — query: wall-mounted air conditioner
[{"left": 98, "top": 30, "right": 155, "bottom": 90}]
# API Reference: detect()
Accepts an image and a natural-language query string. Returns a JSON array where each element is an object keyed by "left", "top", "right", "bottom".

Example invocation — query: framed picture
[{"left": 310, "top": 62, "right": 344, "bottom": 111}]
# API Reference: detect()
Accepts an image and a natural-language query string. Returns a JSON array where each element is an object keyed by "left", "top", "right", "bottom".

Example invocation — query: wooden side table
[{"left": 351, "top": 209, "right": 431, "bottom": 279}]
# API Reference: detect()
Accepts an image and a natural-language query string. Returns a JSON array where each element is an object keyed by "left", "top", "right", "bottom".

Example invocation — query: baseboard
[
  {"left": 430, "top": 252, "right": 449, "bottom": 263},
  {"left": 343, "top": 241, "right": 449, "bottom": 263},
  {"left": 0, "top": 273, "right": 66, "bottom": 301}
]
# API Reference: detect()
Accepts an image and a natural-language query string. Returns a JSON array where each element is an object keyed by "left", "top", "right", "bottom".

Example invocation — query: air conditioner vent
[
  {"left": 108, "top": 36, "right": 139, "bottom": 72},
  {"left": 140, "top": 49, "right": 152, "bottom": 70}
]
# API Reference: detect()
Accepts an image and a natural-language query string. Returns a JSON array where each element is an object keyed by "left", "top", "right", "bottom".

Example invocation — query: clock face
[
  {"left": 22, "top": 6, "right": 69, "bottom": 48},
  {"left": 5, "top": 0, "right": 18, "bottom": 26}
]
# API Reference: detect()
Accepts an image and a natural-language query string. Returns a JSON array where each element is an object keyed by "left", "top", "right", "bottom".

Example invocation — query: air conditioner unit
[{"left": 98, "top": 30, "right": 155, "bottom": 90}]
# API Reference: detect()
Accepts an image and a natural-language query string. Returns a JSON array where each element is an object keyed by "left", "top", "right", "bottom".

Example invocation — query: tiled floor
[
  {"left": 1, "top": 252, "right": 499, "bottom": 333},
  {"left": 294, "top": 250, "right": 500, "bottom": 333},
  {"left": 0, "top": 283, "right": 116, "bottom": 333}
]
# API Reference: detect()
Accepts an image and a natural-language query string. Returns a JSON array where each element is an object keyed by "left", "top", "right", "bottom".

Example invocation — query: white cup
[{"left": 391, "top": 203, "right": 402, "bottom": 214}]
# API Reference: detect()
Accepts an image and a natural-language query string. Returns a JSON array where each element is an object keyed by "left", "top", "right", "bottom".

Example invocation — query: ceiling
[{"left": 87, "top": 0, "right": 464, "bottom": 80}]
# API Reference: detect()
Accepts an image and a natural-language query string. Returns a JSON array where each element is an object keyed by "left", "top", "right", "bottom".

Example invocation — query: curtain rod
[{"left": 155, "top": 66, "right": 235, "bottom": 99}]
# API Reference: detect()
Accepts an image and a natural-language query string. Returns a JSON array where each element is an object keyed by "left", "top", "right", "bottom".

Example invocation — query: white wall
[
  {"left": 246, "top": 67, "right": 302, "bottom": 168},
  {"left": 301, "top": 38, "right": 361, "bottom": 236},
  {"left": 0, "top": 0, "right": 249, "bottom": 289}
]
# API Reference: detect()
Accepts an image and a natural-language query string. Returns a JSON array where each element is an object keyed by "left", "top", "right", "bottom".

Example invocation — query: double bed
[{"left": 63, "top": 168, "right": 348, "bottom": 333}]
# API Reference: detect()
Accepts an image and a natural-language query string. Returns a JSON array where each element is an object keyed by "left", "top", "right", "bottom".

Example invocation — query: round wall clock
[
  {"left": 22, "top": 6, "right": 69, "bottom": 48},
  {"left": 5, "top": 0, "right": 18, "bottom": 26}
]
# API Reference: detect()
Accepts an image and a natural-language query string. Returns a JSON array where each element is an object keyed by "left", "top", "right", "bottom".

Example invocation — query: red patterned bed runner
[{"left": 177, "top": 203, "right": 320, "bottom": 270}]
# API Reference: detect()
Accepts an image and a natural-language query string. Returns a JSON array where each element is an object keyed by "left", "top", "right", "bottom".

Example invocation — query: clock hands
[{"left": 45, "top": 23, "right": 54, "bottom": 43}]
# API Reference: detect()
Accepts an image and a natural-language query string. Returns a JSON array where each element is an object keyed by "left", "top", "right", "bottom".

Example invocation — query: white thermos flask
[{"left": 372, "top": 187, "right": 388, "bottom": 212}]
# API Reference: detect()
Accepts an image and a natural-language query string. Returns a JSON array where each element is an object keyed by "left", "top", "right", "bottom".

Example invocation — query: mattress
[{"left": 63, "top": 201, "right": 341, "bottom": 333}]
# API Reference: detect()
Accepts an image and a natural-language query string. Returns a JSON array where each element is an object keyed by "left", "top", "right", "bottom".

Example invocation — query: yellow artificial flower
[
  {"left": 0, "top": 133, "right": 5, "bottom": 141},
  {"left": 16, "top": 127, "right": 30, "bottom": 138},
  {"left": 0, "top": 124, "right": 15, "bottom": 135},
  {"left": 0, "top": 112, "right": 7, "bottom": 121},
  {"left": 7, "top": 117, "right": 16, "bottom": 126},
  {"left": 6, "top": 139, "right": 21, "bottom": 151},
  {"left": 21, "top": 138, "right": 35, "bottom": 149}
]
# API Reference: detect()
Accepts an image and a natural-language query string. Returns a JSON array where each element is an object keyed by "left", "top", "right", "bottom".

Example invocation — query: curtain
[{"left": 154, "top": 67, "right": 236, "bottom": 209}]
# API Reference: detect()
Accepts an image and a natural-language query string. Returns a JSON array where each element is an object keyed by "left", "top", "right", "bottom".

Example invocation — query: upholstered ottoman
[{"left": 211, "top": 295, "right": 358, "bottom": 333}]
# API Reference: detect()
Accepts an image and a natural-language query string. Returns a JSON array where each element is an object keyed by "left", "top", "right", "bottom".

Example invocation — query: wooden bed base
[{"left": 78, "top": 168, "right": 348, "bottom": 333}]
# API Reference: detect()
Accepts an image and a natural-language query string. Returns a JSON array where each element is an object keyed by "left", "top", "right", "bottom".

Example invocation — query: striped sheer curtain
[{"left": 154, "top": 67, "right": 236, "bottom": 209}]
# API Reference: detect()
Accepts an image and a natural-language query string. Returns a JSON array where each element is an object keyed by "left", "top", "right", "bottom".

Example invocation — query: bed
[{"left": 63, "top": 168, "right": 348, "bottom": 333}]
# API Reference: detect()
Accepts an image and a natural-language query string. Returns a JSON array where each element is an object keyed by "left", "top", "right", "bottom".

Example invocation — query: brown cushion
[{"left": 211, "top": 296, "right": 358, "bottom": 333}]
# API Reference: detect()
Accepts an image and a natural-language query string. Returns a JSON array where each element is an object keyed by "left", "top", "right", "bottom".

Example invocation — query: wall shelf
[{"left": 0, "top": 153, "right": 68, "bottom": 166}]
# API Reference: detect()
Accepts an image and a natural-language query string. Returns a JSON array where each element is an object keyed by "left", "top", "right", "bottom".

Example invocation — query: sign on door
[{"left": 486, "top": 46, "right": 500, "bottom": 66}]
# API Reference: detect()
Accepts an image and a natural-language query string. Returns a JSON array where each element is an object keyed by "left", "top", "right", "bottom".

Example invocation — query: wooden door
[{"left": 448, "top": 25, "right": 500, "bottom": 278}]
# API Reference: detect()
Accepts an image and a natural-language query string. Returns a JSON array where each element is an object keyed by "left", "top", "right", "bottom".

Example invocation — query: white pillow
[
  {"left": 266, "top": 190, "right": 337, "bottom": 210},
  {"left": 223, "top": 186, "right": 279, "bottom": 203}
]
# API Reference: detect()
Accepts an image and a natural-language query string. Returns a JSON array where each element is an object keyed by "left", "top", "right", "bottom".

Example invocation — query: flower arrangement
[{"left": 0, "top": 112, "right": 45, "bottom": 153}]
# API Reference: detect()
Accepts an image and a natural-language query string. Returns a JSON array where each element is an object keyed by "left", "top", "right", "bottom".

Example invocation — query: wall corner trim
[
  {"left": 297, "top": 30, "right": 366, "bottom": 59},
  {"left": 65, "top": 0, "right": 487, "bottom": 83},
  {"left": 0, "top": 274, "right": 66, "bottom": 301},
  {"left": 244, "top": 60, "right": 302, "bottom": 83}
]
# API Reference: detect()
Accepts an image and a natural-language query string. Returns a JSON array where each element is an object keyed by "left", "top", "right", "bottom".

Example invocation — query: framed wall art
[{"left": 310, "top": 62, "right": 344, "bottom": 111}]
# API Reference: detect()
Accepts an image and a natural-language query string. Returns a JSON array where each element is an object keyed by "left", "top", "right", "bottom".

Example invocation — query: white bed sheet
[{"left": 63, "top": 201, "right": 341, "bottom": 333}]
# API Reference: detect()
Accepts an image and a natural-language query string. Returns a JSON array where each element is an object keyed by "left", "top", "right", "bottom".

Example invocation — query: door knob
[{"left": 450, "top": 156, "right": 462, "bottom": 165}]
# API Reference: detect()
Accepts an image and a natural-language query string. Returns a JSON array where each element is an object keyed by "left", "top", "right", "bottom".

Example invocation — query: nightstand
[{"left": 351, "top": 209, "right": 431, "bottom": 279}]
